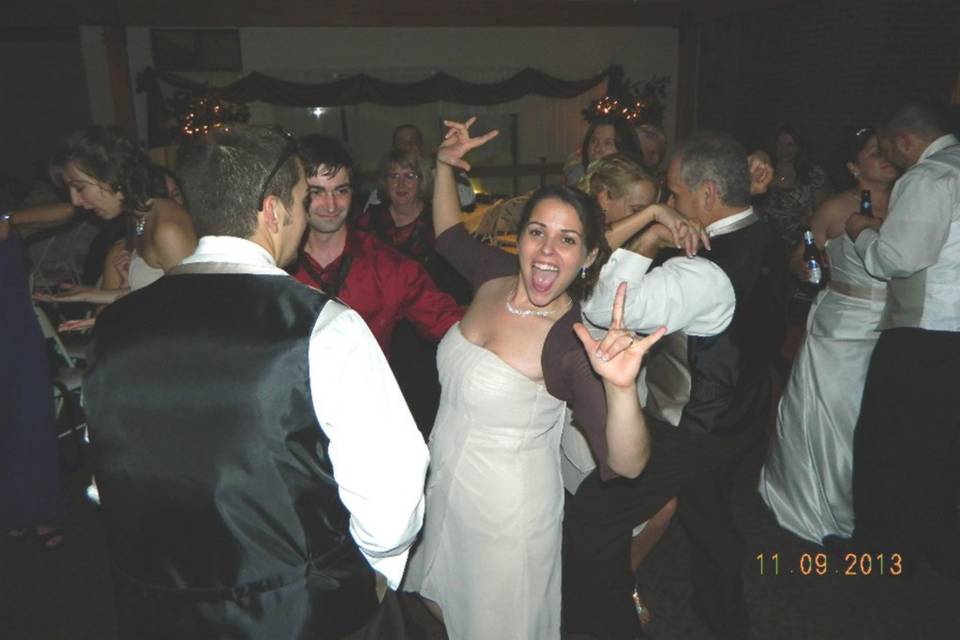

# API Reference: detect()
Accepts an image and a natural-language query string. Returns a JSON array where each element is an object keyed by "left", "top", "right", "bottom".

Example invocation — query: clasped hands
[{"left": 638, "top": 204, "right": 711, "bottom": 257}]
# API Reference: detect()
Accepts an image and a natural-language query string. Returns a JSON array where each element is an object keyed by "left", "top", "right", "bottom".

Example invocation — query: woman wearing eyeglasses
[
  {"left": 31, "top": 126, "right": 196, "bottom": 322},
  {"left": 759, "top": 126, "right": 898, "bottom": 546}
]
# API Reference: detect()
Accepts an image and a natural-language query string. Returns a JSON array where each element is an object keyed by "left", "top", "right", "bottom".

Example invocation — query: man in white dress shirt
[
  {"left": 845, "top": 103, "right": 960, "bottom": 579},
  {"left": 83, "top": 125, "right": 429, "bottom": 639},
  {"left": 565, "top": 132, "right": 782, "bottom": 640}
]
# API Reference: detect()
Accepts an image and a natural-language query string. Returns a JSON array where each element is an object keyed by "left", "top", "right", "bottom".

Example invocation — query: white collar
[
  {"left": 706, "top": 207, "right": 755, "bottom": 238},
  {"left": 180, "top": 236, "right": 286, "bottom": 275},
  {"left": 919, "top": 134, "right": 959, "bottom": 162}
]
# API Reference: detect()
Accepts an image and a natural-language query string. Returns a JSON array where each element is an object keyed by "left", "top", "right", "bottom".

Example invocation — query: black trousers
[
  {"left": 562, "top": 400, "right": 766, "bottom": 640},
  {"left": 852, "top": 327, "right": 960, "bottom": 579}
]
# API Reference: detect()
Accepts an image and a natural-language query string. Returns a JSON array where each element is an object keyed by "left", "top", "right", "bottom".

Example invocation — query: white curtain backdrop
[{"left": 247, "top": 66, "right": 605, "bottom": 195}]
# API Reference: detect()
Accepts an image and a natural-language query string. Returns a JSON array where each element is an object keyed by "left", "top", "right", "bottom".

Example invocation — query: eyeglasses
[
  {"left": 386, "top": 171, "right": 420, "bottom": 183},
  {"left": 257, "top": 133, "right": 299, "bottom": 211}
]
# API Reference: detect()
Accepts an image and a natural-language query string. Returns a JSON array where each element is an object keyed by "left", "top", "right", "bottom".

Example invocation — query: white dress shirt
[
  {"left": 581, "top": 216, "right": 738, "bottom": 337},
  {"left": 563, "top": 214, "right": 739, "bottom": 494},
  {"left": 182, "top": 236, "right": 430, "bottom": 588},
  {"left": 853, "top": 134, "right": 960, "bottom": 331}
]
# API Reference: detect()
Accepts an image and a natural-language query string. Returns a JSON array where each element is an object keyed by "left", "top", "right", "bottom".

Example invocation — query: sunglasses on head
[{"left": 257, "top": 131, "right": 299, "bottom": 211}]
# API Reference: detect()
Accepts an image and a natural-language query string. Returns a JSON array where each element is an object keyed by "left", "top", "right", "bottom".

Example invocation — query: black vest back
[
  {"left": 652, "top": 217, "right": 783, "bottom": 434},
  {"left": 84, "top": 272, "right": 377, "bottom": 639}
]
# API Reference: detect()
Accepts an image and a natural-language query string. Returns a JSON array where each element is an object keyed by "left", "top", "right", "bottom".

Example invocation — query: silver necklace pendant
[
  {"left": 135, "top": 215, "right": 147, "bottom": 236},
  {"left": 505, "top": 289, "right": 571, "bottom": 318}
]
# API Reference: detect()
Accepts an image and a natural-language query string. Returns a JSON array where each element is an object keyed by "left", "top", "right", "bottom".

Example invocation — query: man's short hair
[
  {"left": 176, "top": 125, "right": 299, "bottom": 238},
  {"left": 392, "top": 124, "right": 423, "bottom": 148},
  {"left": 673, "top": 131, "right": 751, "bottom": 208},
  {"left": 298, "top": 134, "right": 356, "bottom": 182},
  {"left": 881, "top": 102, "right": 948, "bottom": 141}
]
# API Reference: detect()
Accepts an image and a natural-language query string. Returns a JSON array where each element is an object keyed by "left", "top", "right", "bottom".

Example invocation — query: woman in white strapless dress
[
  {"left": 32, "top": 127, "right": 195, "bottom": 325},
  {"left": 403, "top": 119, "right": 667, "bottom": 640},
  {"left": 759, "top": 127, "right": 898, "bottom": 544}
]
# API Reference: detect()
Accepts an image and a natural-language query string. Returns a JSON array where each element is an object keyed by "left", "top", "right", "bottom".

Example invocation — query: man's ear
[
  {"left": 700, "top": 179, "right": 720, "bottom": 211},
  {"left": 894, "top": 131, "right": 913, "bottom": 156},
  {"left": 261, "top": 196, "right": 281, "bottom": 234}
]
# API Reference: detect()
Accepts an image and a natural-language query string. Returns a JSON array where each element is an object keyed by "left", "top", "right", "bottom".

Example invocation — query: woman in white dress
[
  {"left": 759, "top": 126, "right": 898, "bottom": 545},
  {"left": 403, "top": 119, "right": 668, "bottom": 640},
  {"left": 32, "top": 126, "right": 195, "bottom": 324}
]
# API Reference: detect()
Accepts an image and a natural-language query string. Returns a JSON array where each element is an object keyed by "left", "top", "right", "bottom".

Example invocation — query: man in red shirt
[{"left": 293, "top": 135, "right": 463, "bottom": 432}]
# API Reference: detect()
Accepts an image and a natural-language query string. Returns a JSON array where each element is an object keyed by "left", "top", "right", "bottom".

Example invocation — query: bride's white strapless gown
[
  {"left": 403, "top": 325, "right": 566, "bottom": 639},
  {"left": 759, "top": 234, "right": 887, "bottom": 544}
]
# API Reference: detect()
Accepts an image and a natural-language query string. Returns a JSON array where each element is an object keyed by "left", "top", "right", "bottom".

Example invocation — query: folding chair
[{"left": 33, "top": 304, "right": 87, "bottom": 451}]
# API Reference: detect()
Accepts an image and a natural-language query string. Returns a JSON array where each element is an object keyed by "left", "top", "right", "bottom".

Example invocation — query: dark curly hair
[
  {"left": 834, "top": 125, "right": 877, "bottom": 189},
  {"left": 517, "top": 185, "right": 611, "bottom": 301},
  {"left": 580, "top": 117, "right": 641, "bottom": 171},
  {"left": 49, "top": 126, "right": 154, "bottom": 213}
]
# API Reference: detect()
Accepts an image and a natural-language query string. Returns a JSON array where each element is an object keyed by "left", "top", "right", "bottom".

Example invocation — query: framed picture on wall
[{"left": 151, "top": 29, "right": 242, "bottom": 72}]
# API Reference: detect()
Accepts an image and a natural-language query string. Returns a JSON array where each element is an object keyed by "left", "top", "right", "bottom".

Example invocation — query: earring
[{"left": 580, "top": 266, "right": 587, "bottom": 279}]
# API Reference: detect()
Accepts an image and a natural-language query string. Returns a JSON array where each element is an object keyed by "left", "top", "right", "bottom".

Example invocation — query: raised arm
[
  {"left": 582, "top": 247, "right": 734, "bottom": 337},
  {"left": 0, "top": 202, "right": 76, "bottom": 240},
  {"left": 433, "top": 117, "right": 498, "bottom": 238},
  {"left": 573, "top": 282, "right": 665, "bottom": 478}
]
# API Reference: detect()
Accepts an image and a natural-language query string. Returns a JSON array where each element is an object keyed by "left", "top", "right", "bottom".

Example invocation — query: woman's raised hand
[
  {"left": 645, "top": 204, "right": 711, "bottom": 256},
  {"left": 573, "top": 282, "right": 666, "bottom": 389},
  {"left": 748, "top": 150, "right": 774, "bottom": 195},
  {"left": 438, "top": 117, "right": 499, "bottom": 172}
]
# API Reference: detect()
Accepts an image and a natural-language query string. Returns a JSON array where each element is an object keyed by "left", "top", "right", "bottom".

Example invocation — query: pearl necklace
[{"left": 505, "top": 289, "right": 571, "bottom": 318}]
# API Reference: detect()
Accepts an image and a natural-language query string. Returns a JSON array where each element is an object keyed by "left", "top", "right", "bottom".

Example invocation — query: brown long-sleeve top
[{"left": 436, "top": 223, "right": 617, "bottom": 480}]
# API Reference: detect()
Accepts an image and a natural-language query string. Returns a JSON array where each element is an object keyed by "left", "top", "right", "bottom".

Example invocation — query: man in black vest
[
  {"left": 566, "top": 132, "right": 781, "bottom": 640},
  {"left": 83, "top": 125, "right": 429, "bottom": 639}
]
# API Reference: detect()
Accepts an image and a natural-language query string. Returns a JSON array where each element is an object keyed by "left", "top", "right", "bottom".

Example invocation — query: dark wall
[
  {"left": 0, "top": 28, "right": 92, "bottom": 185},
  {"left": 694, "top": 0, "right": 960, "bottom": 181}
]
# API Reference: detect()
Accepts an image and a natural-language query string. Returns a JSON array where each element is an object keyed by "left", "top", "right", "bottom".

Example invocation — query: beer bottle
[
  {"left": 859, "top": 190, "right": 873, "bottom": 218},
  {"left": 802, "top": 229, "right": 825, "bottom": 288}
]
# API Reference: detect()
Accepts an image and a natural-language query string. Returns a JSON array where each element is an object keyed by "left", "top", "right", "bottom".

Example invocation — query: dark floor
[{"left": 2, "top": 418, "right": 957, "bottom": 640}]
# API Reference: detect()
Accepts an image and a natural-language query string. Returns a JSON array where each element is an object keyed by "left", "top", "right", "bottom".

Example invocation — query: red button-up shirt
[{"left": 294, "top": 226, "right": 463, "bottom": 356}]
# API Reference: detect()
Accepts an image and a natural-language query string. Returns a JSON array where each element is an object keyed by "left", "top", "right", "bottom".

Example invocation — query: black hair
[
  {"left": 147, "top": 164, "right": 185, "bottom": 202},
  {"left": 298, "top": 134, "right": 357, "bottom": 182},
  {"left": 392, "top": 124, "right": 424, "bottom": 149},
  {"left": 881, "top": 102, "right": 949, "bottom": 141},
  {"left": 834, "top": 126, "right": 877, "bottom": 189},
  {"left": 50, "top": 125, "right": 153, "bottom": 213},
  {"left": 580, "top": 117, "right": 641, "bottom": 170},
  {"left": 769, "top": 124, "right": 818, "bottom": 185},
  {"left": 517, "top": 184, "right": 611, "bottom": 301},
  {"left": 176, "top": 125, "right": 300, "bottom": 238}
]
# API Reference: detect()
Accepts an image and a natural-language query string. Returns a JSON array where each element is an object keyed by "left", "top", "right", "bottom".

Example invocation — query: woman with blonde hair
[{"left": 566, "top": 152, "right": 681, "bottom": 626}]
